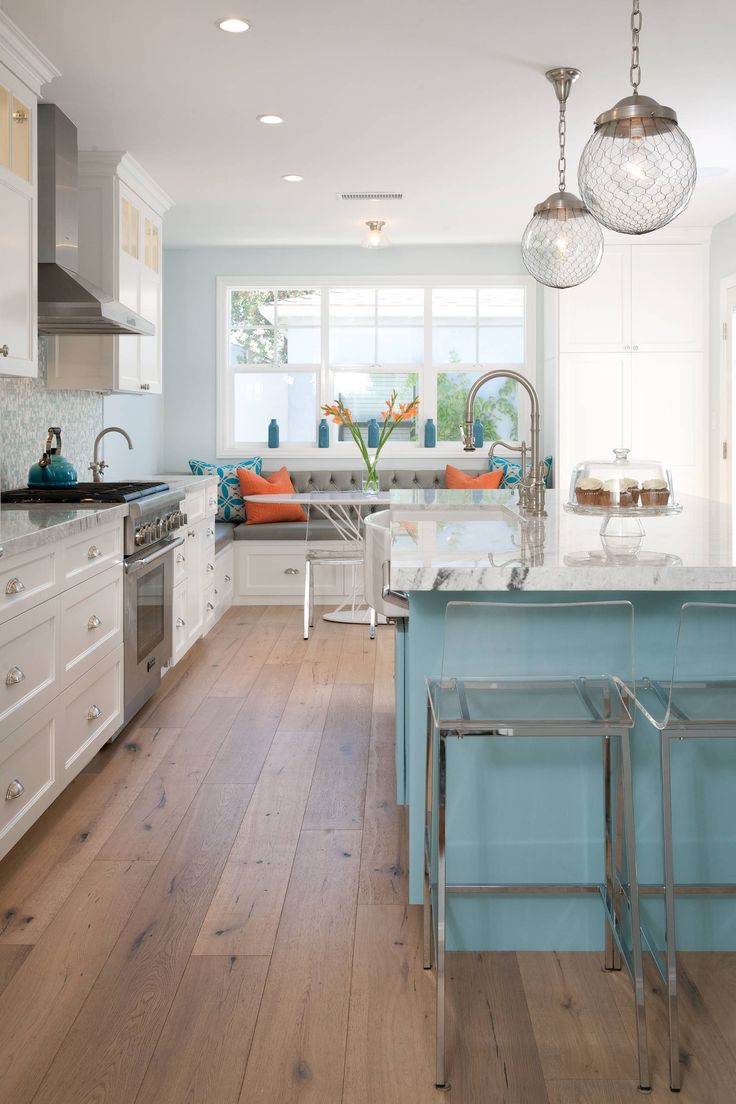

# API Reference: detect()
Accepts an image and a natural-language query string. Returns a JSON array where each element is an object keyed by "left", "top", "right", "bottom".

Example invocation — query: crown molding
[
  {"left": 0, "top": 10, "right": 59, "bottom": 96},
  {"left": 78, "top": 150, "right": 175, "bottom": 215}
]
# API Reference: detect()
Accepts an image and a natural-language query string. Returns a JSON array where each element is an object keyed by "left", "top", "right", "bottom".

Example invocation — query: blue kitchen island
[{"left": 388, "top": 489, "right": 736, "bottom": 953}]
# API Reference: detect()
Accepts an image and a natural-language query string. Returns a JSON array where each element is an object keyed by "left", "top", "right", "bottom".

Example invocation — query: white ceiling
[{"left": 5, "top": 0, "right": 736, "bottom": 246}]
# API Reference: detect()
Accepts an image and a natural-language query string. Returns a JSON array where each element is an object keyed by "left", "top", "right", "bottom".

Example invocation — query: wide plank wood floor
[{"left": 0, "top": 604, "right": 733, "bottom": 1104}]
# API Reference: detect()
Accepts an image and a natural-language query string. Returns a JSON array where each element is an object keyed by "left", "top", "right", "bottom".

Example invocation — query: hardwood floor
[{"left": 0, "top": 605, "right": 733, "bottom": 1103}]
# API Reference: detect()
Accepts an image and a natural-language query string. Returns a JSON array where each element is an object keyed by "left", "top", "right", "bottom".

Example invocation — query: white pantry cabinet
[
  {"left": 554, "top": 237, "right": 709, "bottom": 498},
  {"left": 169, "top": 481, "right": 221, "bottom": 666},
  {"left": 0, "top": 14, "right": 57, "bottom": 378},
  {"left": 47, "top": 152, "right": 173, "bottom": 394}
]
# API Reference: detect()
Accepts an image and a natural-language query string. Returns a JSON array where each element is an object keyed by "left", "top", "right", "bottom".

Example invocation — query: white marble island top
[{"left": 389, "top": 489, "right": 736, "bottom": 592}]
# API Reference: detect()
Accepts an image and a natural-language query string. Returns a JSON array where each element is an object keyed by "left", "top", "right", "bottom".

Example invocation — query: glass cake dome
[{"left": 566, "top": 448, "right": 681, "bottom": 514}]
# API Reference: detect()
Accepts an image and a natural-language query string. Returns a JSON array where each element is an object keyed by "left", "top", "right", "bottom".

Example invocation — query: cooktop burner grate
[{"left": 1, "top": 481, "right": 170, "bottom": 504}]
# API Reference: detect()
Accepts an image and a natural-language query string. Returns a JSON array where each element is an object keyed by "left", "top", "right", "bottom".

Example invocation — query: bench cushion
[
  {"left": 214, "top": 522, "right": 235, "bottom": 551},
  {"left": 233, "top": 519, "right": 339, "bottom": 542}
]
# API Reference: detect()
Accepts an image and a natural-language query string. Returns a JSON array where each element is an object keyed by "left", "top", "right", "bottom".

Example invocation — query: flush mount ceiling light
[
  {"left": 257, "top": 114, "right": 283, "bottom": 125},
  {"left": 578, "top": 0, "right": 696, "bottom": 235},
  {"left": 362, "top": 220, "right": 389, "bottom": 249},
  {"left": 282, "top": 174, "right": 304, "bottom": 182},
  {"left": 217, "top": 16, "right": 250, "bottom": 32},
  {"left": 521, "top": 68, "right": 603, "bottom": 290}
]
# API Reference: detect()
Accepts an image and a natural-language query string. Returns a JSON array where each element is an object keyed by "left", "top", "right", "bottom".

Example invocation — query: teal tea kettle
[{"left": 28, "top": 427, "right": 78, "bottom": 488}]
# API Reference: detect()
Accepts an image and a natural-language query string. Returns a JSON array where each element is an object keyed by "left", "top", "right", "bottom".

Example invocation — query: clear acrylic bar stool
[
  {"left": 303, "top": 502, "right": 367, "bottom": 640},
  {"left": 423, "top": 600, "right": 650, "bottom": 1092},
  {"left": 632, "top": 602, "right": 736, "bottom": 1092}
]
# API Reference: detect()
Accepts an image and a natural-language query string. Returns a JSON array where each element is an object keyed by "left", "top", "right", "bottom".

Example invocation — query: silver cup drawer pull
[
  {"left": 284, "top": 567, "right": 299, "bottom": 576},
  {"left": 0, "top": 345, "right": 9, "bottom": 358},
  {"left": 176, "top": 617, "right": 186, "bottom": 628},
  {"left": 87, "top": 704, "right": 102, "bottom": 721},
  {"left": 5, "top": 779, "right": 24, "bottom": 801},
  {"left": 176, "top": 553, "right": 186, "bottom": 564},
  {"left": 206, "top": 527, "right": 214, "bottom": 538},
  {"left": 224, "top": 574, "right": 231, "bottom": 583},
  {"left": 206, "top": 602, "right": 214, "bottom": 612},
  {"left": 5, "top": 666, "right": 25, "bottom": 687},
  {"left": 5, "top": 578, "right": 25, "bottom": 596},
  {"left": 87, "top": 614, "right": 102, "bottom": 630},
  {"left": 206, "top": 562, "right": 214, "bottom": 573},
  {"left": 87, "top": 545, "right": 102, "bottom": 560}
]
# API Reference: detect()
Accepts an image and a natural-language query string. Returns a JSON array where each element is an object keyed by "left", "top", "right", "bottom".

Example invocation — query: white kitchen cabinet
[
  {"left": 169, "top": 481, "right": 220, "bottom": 666},
  {"left": 559, "top": 242, "right": 707, "bottom": 355},
  {"left": 47, "top": 152, "right": 172, "bottom": 394},
  {"left": 0, "top": 17, "right": 57, "bottom": 378},
  {"left": 554, "top": 238, "right": 709, "bottom": 498}
]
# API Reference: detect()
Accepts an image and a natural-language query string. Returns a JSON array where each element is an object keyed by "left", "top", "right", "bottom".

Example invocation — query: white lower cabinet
[
  {"left": 0, "top": 704, "right": 56, "bottom": 856},
  {"left": 60, "top": 645, "right": 123, "bottom": 776},
  {"left": 171, "top": 578, "right": 189, "bottom": 666},
  {"left": 169, "top": 480, "right": 223, "bottom": 666},
  {"left": 0, "top": 596, "right": 59, "bottom": 735},
  {"left": 234, "top": 542, "right": 345, "bottom": 602}
]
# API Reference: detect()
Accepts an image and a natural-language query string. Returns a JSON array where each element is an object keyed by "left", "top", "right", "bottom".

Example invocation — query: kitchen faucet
[
  {"left": 463, "top": 369, "right": 546, "bottom": 517},
  {"left": 89, "top": 427, "right": 133, "bottom": 482}
]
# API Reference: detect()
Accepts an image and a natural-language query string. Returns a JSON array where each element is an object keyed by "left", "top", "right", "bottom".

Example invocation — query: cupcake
[
  {"left": 620, "top": 476, "right": 641, "bottom": 505},
  {"left": 575, "top": 477, "right": 603, "bottom": 506},
  {"left": 601, "top": 479, "right": 632, "bottom": 508},
  {"left": 639, "top": 479, "right": 670, "bottom": 508}
]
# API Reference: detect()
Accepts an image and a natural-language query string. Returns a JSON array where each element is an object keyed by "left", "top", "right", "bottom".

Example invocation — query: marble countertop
[
  {"left": 0, "top": 473, "right": 216, "bottom": 561},
  {"left": 389, "top": 489, "right": 736, "bottom": 592}
]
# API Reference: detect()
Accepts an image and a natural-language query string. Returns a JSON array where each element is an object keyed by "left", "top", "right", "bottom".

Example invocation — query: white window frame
[{"left": 216, "top": 274, "right": 537, "bottom": 459}]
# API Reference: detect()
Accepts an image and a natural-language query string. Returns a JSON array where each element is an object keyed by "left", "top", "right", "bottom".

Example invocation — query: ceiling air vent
[{"left": 337, "top": 191, "right": 404, "bottom": 201}]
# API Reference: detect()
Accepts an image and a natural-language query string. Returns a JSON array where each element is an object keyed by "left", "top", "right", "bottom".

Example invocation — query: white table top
[{"left": 388, "top": 489, "right": 736, "bottom": 592}]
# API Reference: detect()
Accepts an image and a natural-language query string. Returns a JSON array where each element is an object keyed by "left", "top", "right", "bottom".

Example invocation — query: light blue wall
[
  {"left": 161, "top": 244, "right": 545, "bottom": 473},
  {"left": 102, "top": 393, "right": 163, "bottom": 478}
]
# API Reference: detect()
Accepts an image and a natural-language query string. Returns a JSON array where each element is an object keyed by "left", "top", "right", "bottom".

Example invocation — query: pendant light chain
[
  {"left": 558, "top": 99, "right": 567, "bottom": 192},
  {"left": 630, "top": 0, "right": 642, "bottom": 94}
]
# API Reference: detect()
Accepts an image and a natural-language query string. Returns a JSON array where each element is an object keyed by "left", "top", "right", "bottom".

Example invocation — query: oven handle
[{"left": 124, "top": 535, "right": 185, "bottom": 574}]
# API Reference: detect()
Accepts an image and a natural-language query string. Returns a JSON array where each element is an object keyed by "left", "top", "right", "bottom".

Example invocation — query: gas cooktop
[{"left": 2, "top": 481, "right": 170, "bottom": 504}]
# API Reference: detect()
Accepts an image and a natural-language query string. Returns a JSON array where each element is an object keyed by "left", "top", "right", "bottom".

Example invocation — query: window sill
[{"left": 217, "top": 443, "right": 503, "bottom": 463}]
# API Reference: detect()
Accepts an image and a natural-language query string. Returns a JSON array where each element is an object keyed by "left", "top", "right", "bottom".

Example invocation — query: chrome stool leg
[
  {"left": 620, "top": 728, "right": 651, "bottom": 1093},
  {"left": 303, "top": 559, "right": 311, "bottom": 640},
  {"left": 370, "top": 605, "right": 376, "bottom": 640},
  {"left": 660, "top": 729, "right": 681, "bottom": 1092},
  {"left": 436, "top": 732, "right": 448, "bottom": 1089},
  {"left": 309, "top": 560, "right": 315, "bottom": 628},
  {"left": 603, "top": 735, "right": 622, "bottom": 971},
  {"left": 423, "top": 704, "right": 434, "bottom": 970}
]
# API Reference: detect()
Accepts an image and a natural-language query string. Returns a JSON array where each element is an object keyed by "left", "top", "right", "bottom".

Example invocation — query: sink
[{"left": 364, "top": 510, "right": 408, "bottom": 619}]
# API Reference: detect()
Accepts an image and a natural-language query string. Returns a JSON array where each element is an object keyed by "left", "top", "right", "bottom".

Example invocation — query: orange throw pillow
[
  {"left": 445, "top": 464, "right": 503, "bottom": 489},
  {"left": 236, "top": 466, "right": 307, "bottom": 524}
]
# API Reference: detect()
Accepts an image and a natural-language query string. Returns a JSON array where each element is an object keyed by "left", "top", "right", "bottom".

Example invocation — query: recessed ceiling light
[
  {"left": 217, "top": 17, "right": 250, "bottom": 33},
  {"left": 257, "top": 114, "right": 283, "bottom": 125},
  {"left": 282, "top": 174, "right": 303, "bottom": 182}
]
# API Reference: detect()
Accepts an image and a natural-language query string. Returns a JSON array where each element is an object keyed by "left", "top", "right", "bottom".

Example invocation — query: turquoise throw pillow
[
  {"left": 490, "top": 454, "right": 553, "bottom": 489},
  {"left": 188, "top": 457, "right": 262, "bottom": 522}
]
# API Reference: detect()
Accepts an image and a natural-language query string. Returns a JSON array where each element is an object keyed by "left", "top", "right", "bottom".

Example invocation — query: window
[{"left": 217, "top": 277, "right": 534, "bottom": 455}]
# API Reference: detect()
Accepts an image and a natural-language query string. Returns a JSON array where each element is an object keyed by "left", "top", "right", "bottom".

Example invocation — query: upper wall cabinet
[
  {"left": 47, "top": 153, "right": 173, "bottom": 394},
  {"left": 559, "top": 242, "right": 707, "bottom": 355},
  {"left": 0, "top": 13, "right": 58, "bottom": 379}
]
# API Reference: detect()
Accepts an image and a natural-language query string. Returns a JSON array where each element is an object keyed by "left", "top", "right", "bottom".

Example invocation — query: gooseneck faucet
[
  {"left": 463, "top": 369, "right": 546, "bottom": 516},
  {"left": 89, "top": 426, "right": 133, "bottom": 482}
]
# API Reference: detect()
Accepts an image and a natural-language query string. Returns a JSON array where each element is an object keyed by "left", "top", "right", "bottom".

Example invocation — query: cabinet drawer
[
  {"left": 173, "top": 541, "right": 188, "bottom": 584},
  {"left": 171, "top": 579, "right": 189, "bottom": 665},
  {"left": 60, "top": 645, "right": 123, "bottom": 775},
  {"left": 239, "top": 547, "right": 343, "bottom": 597},
  {"left": 0, "top": 546, "right": 58, "bottom": 624},
  {"left": 215, "top": 546, "right": 234, "bottom": 606},
  {"left": 0, "top": 706, "right": 56, "bottom": 853},
  {"left": 63, "top": 522, "right": 123, "bottom": 584},
  {"left": 185, "top": 486, "right": 206, "bottom": 524},
  {"left": 0, "top": 598, "right": 59, "bottom": 737},
  {"left": 60, "top": 567, "right": 123, "bottom": 684}
]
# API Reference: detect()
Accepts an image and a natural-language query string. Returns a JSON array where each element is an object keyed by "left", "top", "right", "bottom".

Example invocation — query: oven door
[{"left": 123, "top": 535, "right": 183, "bottom": 724}]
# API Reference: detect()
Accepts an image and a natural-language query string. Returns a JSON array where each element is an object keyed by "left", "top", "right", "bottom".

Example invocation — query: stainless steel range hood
[{"left": 37, "top": 105, "right": 154, "bottom": 337}]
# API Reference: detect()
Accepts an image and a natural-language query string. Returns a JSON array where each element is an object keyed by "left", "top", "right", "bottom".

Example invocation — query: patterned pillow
[
  {"left": 188, "top": 458, "right": 262, "bottom": 522},
  {"left": 490, "top": 454, "right": 554, "bottom": 489}
]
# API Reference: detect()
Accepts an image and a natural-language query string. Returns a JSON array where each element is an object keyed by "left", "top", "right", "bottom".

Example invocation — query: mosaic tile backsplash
[{"left": 0, "top": 338, "right": 103, "bottom": 491}]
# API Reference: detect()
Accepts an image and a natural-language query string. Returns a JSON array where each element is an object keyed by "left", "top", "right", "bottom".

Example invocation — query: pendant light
[
  {"left": 578, "top": 0, "right": 696, "bottom": 235},
  {"left": 521, "top": 68, "right": 603, "bottom": 290},
  {"left": 362, "top": 220, "right": 389, "bottom": 249}
]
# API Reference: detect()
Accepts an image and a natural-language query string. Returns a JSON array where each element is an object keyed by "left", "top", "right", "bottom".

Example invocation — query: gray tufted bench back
[{"left": 268, "top": 469, "right": 450, "bottom": 493}]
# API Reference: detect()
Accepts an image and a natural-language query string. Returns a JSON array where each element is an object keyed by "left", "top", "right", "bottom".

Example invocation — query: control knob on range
[{"left": 135, "top": 527, "right": 147, "bottom": 547}]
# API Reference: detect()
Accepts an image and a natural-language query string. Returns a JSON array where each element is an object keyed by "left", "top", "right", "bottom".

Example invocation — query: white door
[
  {"left": 631, "top": 245, "right": 706, "bottom": 353},
  {"left": 630, "top": 352, "right": 707, "bottom": 499},
  {"left": 557, "top": 353, "right": 629, "bottom": 496},
  {"left": 558, "top": 246, "right": 631, "bottom": 353}
]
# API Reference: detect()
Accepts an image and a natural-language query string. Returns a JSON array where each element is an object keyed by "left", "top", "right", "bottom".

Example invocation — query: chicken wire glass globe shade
[
  {"left": 521, "top": 193, "right": 604, "bottom": 290},
  {"left": 578, "top": 96, "right": 697, "bottom": 235}
]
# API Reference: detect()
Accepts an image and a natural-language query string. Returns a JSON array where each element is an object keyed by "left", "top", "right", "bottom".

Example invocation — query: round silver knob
[
  {"left": 5, "top": 666, "right": 25, "bottom": 687},
  {"left": 135, "top": 529, "right": 146, "bottom": 546},
  {"left": 5, "top": 577, "right": 25, "bottom": 596},
  {"left": 87, "top": 614, "right": 102, "bottom": 630},
  {"left": 224, "top": 574, "right": 231, "bottom": 583},
  {"left": 176, "top": 552, "right": 185, "bottom": 564},
  {"left": 87, "top": 704, "right": 102, "bottom": 721},
  {"left": 87, "top": 545, "right": 102, "bottom": 560},
  {"left": 0, "top": 345, "right": 9, "bottom": 358},
  {"left": 206, "top": 562, "right": 214, "bottom": 573},
  {"left": 5, "top": 779, "right": 24, "bottom": 801},
  {"left": 284, "top": 568, "right": 299, "bottom": 576},
  {"left": 206, "top": 602, "right": 214, "bottom": 612},
  {"left": 176, "top": 617, "right": 186, "bottom": 628}
]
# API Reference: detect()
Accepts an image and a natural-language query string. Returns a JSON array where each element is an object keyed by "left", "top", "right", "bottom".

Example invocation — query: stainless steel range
[{"left": 122, "top": 487, "right": 186, "bottom": 725}]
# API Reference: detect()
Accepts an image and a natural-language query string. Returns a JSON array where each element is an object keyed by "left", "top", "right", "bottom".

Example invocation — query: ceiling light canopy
[
  {"left": 257, "top": 114, "right": 283, "bottom": 125},
  {"left": 578, "top": 0, "right": 696, "bottom": 235},
  {"left": 362, "top": 220, "right": 389, "bottom": 249},
  {"left": 282, "top": 174, "right": 304, "bottom": 182},
  {"left": 521, "top": 68, "right": 603, "bottom": 290},
  {"left": 217, "top": 17, "right": 250, "bottom": 33}
]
